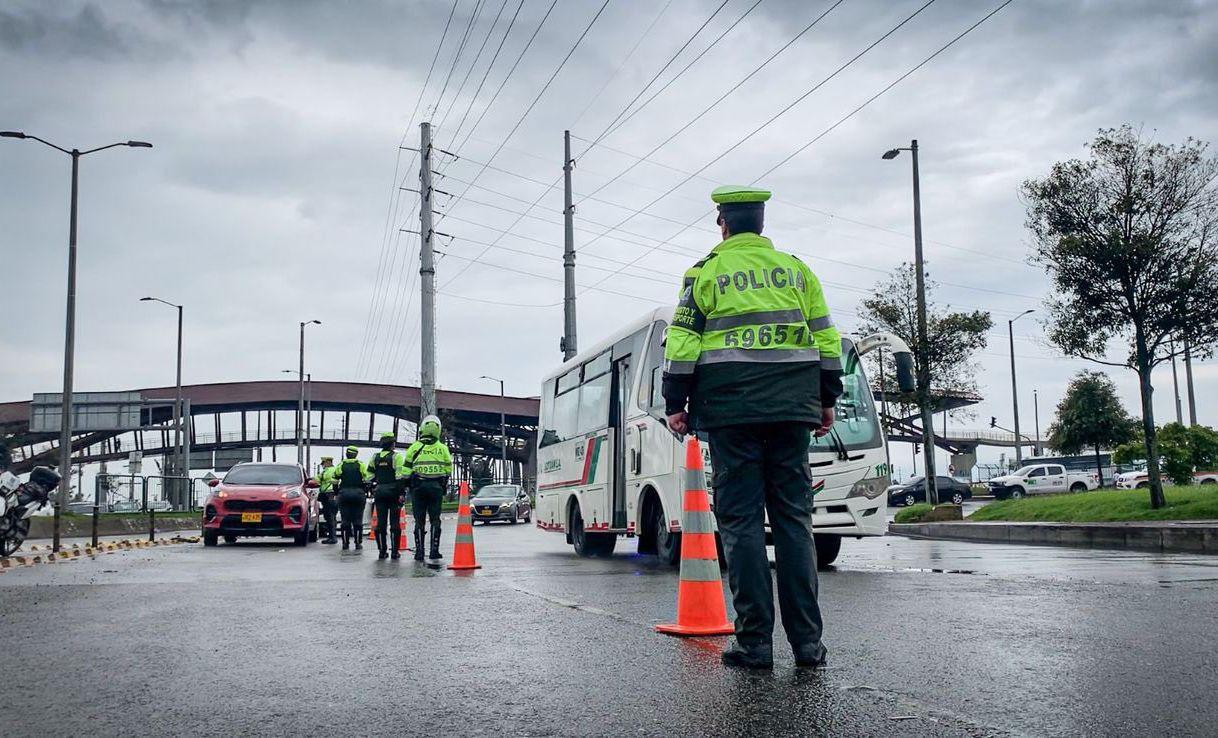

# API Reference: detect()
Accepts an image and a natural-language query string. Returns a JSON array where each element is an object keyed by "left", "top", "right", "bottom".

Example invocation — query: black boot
[
  {"left": 793, "top": 642, "right": 828, "bottom": 669},
  {"left": 341, "top": 526, "right": 350, "bottom": 551},
  {"left": 376, "top": 531, "right": 388, "bottom": 559},
  {"left": 413, "top": 527, "right": 425, "bottom": 561},
  {"left": 721, "top": 641, "right": 774, "bottom": 670},
  {"left": 354, "top": 526, "right": 363, "bottom": 551},
  {"left": 428, "top": 527, "right": 443, "bottom": 560}
]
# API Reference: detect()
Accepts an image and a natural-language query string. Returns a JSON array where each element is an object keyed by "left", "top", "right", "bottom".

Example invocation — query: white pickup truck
[
  {"left": 1115, "top": 470, "right": 1218, "bottom": 489},
  {"left": 987, "top": 463, "right": 1099, "bottom": 499}
]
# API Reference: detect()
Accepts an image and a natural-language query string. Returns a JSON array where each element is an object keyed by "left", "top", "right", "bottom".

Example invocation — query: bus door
[{"left": 609, "top": 355, "right": 631, "bottom": 529}]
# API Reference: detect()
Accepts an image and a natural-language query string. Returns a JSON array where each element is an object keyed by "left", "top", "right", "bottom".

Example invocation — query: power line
[
  {"left": 574, "top": 1, "right": 940, "bottom": 279},
  {"left": 427, "top": 0, "right": 487, "bottom": 122},
  {"left": 434, "top": 0, "right": 511, "bottom": 133},
  {"left": 574, "top": 0, "right": 850, "bottom": 207},
  {"left": 356, "top": 0, "right": 461, "bottom": 378},
  {"left": 445, "top": 0, "right": 527, "bottom": 146}
]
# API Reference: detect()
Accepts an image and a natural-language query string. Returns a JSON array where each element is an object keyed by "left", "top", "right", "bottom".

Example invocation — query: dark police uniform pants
[
  {"left": 707, "top": 423, "right": 824, "bottom": 650},
  {"left": 411, "top": 485, "right": 443, "bottom": 553},
  {"left": 319, "top": 490, "right": 338, "bottom": 540},
  {"left": 337, "top": 488, "right": 366, "bottom": 543},
  {"left": 373, "top": 491, "right": 403, "bottom": 551}
]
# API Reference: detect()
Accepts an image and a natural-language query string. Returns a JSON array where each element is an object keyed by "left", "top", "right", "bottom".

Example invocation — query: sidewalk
[{"left": 889, "top": 520, "right": 1218, "bottom": 554}]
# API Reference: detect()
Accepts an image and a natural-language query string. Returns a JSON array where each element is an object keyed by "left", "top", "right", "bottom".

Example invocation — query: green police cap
[
  {"left": 345, "top": 445, "right": 359, "bottom": 456},
  {"left": 379, "top": 431, "right": 396, "bottom": 441},
  {"left": 711, "top": 185, "right": 771, "bottom": 205}
]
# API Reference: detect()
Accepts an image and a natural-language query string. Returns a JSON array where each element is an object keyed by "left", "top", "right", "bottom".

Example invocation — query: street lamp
[
  {"left": 296, "top": 320, "right": 321, "bottom": 465},
  {"left": 140, "top": 297, "right": 184, "bottom": 479},
  {"left": 283, "top": 369, "right": 313, "bottom": 471},
  {"left": 3, "top": 131, "right": 152, "bottom": 552},
  {"left": 480, "top": 375, "right": 507, "bottom": 483},
  {"left": 882, "top": 140, "right": 939, "bottom": 504},
  {"left": 1009, "top": 309, "right": 1035, "bottom": 466}
]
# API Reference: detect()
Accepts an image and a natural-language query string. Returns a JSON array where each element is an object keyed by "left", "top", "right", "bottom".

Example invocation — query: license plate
[
  {"left": 241, "top": 512, "right": 262, "bottom": 523},
  {"left": 480, "top": 508, "right": 493, "bottom": 515}
]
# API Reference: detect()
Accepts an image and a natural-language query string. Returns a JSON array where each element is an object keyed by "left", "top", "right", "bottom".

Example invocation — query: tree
[
  {"left": 1114, "top": 423, "right": 1218, "bottom": 486},
  {"left": 1047, "top": 370, "right": 1137, "bottom": 485},
  {"left": 858, "top": 263, "right": 993, "bottom": 421},
  {"left": 1022, "top": 126, "right": 1218, "bottom": 508}
]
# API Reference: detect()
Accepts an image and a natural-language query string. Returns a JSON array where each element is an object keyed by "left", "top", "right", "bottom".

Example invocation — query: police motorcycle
[{"left": 0, "top": 466, "right": 62, "bottom": 556}]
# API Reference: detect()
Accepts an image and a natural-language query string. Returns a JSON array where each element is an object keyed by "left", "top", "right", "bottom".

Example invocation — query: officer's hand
[
  {"left": 667, "top": 411, "right": 689, "bottom": 436},
  {"left": 814, "top": 407, "right": 835, "bottom": 438}
]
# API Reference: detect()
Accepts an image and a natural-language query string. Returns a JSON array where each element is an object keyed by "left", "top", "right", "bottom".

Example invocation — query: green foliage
[
  {"left": 968, "top": 486, "right": 1218, "bottom": 523},
  {"left": 858, "top": 263, "right": 992, "bottom": 418},
  {"left": 1047, "top": 371, "right": 1137, "bottom": 454},
  {"left": 1022, "top": 125, "right": 1218, "bottom": 508},
  {"left": 1111, "top": 441, "right": 1145, "bottom": 466},
  {"left": 893, "top": 503, "right": 933, "bottom": 523},
  {"left": 1156, "top": 423, "right": 1218, "bottom": 486}
]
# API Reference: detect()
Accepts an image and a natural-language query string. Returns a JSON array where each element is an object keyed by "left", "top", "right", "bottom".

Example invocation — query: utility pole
[
  {"left": 481, "top": 376, "right": 507, "bottom": 483},
  {"left": 296, "top": 320, "right": 320, "bottom": 466},
  {"left": 562, "top": 130, "right": 578, "bottom": 361},
  {"left": 1033, "top": 389, "right": 1041, "bottom": 456},
  {"left": 419, "top": 121, "right": 438, "bottom": 418},
  {"left": 1170, "top": 342, "right": 1184, "bottom": 425},
  {"left": 1184, "top": 340, "right": 1197, "bottom": 425},
  {"left": 1008, "top": 309, "right": 1035, "bottom": 466},
  {"left": 305, "top": 373, "right": 313, "bottom": 473}
]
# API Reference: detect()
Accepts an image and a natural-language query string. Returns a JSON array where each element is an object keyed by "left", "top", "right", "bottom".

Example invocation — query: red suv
[{"left": 202, "top": 462, "right": 319, "bottom": 546}]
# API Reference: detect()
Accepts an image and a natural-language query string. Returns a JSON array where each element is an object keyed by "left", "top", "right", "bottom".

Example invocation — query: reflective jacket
[
  {"left": 661, "top": 232, "right": 844, "bottom": 429},
  {"left": 404, "top": 440, "right": 452, "bottom": 493},
  {"left": 370, "top": 450, "right": 408, "bottom": 494},
  {"left": 336, "top": 459, "right": 371, "bottom": 489},
  {"left": 317, "top": 465, "right": 338, "bottom": 493}
]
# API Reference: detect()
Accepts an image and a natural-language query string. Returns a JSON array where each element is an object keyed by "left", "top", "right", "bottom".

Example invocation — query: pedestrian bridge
[{"left": 0, "top": 380, "right": 539, "bottom": 479}]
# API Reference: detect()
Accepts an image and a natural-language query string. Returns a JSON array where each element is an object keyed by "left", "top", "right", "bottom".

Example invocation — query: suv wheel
[
  {"left": 903, "top": 493, "right": 916, "bottom": 507},
  {"left": 1010, "top": 487, "right": 1025, "bottom": 499},
  {"left": 951, "top": 492, "right": 964, "bottom": 505}
]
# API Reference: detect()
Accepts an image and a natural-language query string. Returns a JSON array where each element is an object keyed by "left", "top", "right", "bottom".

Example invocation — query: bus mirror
[{"left": 894, "top": 352, "right": 916, "bottom": 393}]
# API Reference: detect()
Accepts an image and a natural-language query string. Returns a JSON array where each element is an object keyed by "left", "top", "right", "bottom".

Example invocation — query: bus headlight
[{"left": 847, "top": 478, "right": 886, "bottom": 500}]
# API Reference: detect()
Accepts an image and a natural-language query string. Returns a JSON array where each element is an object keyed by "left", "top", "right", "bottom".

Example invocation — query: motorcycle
[{"left": 0, "top": 466, "right": 61, "bottom": 556}]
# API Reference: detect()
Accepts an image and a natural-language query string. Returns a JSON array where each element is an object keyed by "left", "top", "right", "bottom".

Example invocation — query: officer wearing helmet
[
  {"left": 370, "top": 431, "right": 409, "bottom": 560},
  {"left": 314, "top": 456, "right": 339, "bottom": 544},
  {"left": 662, "top": 185, "right": 843, "bottom": 670},
  {"left": 404, "top": 414, "right": 452, "bottom": 561},
  {"left": 334, "top": 445, "right": 371, "bottom": 551}
]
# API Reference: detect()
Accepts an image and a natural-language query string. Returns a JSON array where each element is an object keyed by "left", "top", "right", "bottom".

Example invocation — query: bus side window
[{"left": 638, "top": 320, "right": 668, "bottom": 417}]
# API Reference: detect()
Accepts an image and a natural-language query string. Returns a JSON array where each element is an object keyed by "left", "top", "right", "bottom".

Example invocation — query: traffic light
[
  {"left": 914, "top": 443, "right": 921, "bottom": 455},
  {"left": 990, "top": 416, "right": 997, "bottom": 428}
]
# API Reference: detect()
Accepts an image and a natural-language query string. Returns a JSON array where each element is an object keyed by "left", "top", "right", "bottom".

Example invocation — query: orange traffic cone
[
  {"left": 397, "top": 505, "right": 410, "bottom": 551},
  {"left": 447, "top": 481, "right": 481, "bottom": 570},
  {"left": 655, "top": 437, "right": 734, "bottom": 637},
  {"left": 368, "top": 506, "right": 378, "bottom": 540}
]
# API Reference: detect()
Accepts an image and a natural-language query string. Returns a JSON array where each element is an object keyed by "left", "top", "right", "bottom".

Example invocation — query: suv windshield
[
  {"left": 223, "top": 464, "right": 302, "bottom": 486},
  {"left": 475, "top": 485, "right": 518, "bottom": 498}
]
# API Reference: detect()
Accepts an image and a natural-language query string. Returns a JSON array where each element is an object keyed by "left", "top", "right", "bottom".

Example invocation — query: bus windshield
[{"left": 809, "top": 347, "right": 881, "bottom": 452}]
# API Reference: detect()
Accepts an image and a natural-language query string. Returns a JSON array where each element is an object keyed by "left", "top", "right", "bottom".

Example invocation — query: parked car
[
  {"left": 988, "top": 464, "right": 1099, "bottom": 499},
  {"left": 201, "top": 462, "right": 319, "bottom": 546},
  {"left": 147, "top": 499, "right": 173, "bottom": 512},
  {"left": 110, "top": 499, "right": 141, "bottom": 513},
  {"left": 1116, "top": 470, "right": 1218, "bottom": 489},
  {"left": 470, "top": 484, "right": 532, "bottom": 524},
  {"left": 887, "top": 476, "right": 973, "bottom": 507},
  {"left": 66, "top": 501, "right": 97, "bottom": 515}
]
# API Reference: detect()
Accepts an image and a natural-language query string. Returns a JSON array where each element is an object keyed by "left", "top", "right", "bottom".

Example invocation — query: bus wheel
[
  {"left": 652, "top": 502, "right": 680, "bottom": 566},
  {"left": 570, "top": 505, "right": 615, "bottom": 557},
  {"left": 814, "top": 535, "right": 841, "bottom": 569}
]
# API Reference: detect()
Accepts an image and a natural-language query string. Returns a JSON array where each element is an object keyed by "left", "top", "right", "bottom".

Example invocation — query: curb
[
  {"left": 0, "top": 536, "right": 202, "bottom": 571},
  {"left": 889, "top": 521, "right": 1218, "bottom": 554}
]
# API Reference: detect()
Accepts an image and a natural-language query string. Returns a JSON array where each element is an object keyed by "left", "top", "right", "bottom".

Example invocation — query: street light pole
[
  {"left": 481, "top": 376, "right": 507, "bottom": 483},
  {"left": 3, "top": 131, "right": 151, "bottom": 552},
  {"left": 1033, "top": 389, "right": 1041, "bottom": 457},
  {"left": 883, "top": 140, "right": 938, "bottom": 504},
  {"left": 140, "top": 297, "right": 184, "bottom": 475},
  {"left": 1009, "top": 309, "right": 1035, "bottom": 467},
  {"left": 297, "top": 320, "right": 320, "bottom": 465}
]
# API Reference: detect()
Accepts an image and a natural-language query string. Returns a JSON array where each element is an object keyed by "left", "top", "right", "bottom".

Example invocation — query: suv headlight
[
  {"left": 283, "top": 489, "right": 302, "bottom": 499},
  {"left": 847, "top": 478, "right": 886, "bottom": 499},
  {"left": 499, "top": 502, "right": 512, "bottom": 510}
]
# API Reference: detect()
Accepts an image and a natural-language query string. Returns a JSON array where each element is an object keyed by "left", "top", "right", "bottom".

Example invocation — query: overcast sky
[{"left": 2, "top": 0, "right": 1216, "bottom": 475}]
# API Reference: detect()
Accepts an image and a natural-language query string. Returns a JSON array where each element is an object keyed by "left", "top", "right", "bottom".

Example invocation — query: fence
[{"left": 96, "top": 474, "right": 196, "bottom": 513}]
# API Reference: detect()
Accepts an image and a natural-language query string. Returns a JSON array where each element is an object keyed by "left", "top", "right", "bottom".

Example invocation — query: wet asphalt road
[{"left": 2, "top": 517, "right": 1216, "bottom": 737}]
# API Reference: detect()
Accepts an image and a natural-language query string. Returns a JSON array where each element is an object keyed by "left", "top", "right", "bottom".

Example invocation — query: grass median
[{"left": 968, "top": 486, "right": 1218, "bottom": 523}]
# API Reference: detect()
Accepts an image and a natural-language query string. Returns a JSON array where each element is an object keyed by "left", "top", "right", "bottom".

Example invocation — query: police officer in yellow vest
[
  {"left": 405, "top": 414, "right": 452, "bottom": 561},
  {"left": 663, "top": 185, "right": 843, "bottom": 670},
  {"left": 370, "top": 431, "right": 409, "bottom": 560},
  {"left": 314, "top": 456, "right": 340, "bottom": 544},
  {"left": 334, "top": 445, "right": 372, "bottom": 551}
]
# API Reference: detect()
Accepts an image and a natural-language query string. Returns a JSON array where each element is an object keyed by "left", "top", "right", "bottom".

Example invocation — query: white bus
[{"left": 535, "top": 306, "right": 914, "bottom": 568}]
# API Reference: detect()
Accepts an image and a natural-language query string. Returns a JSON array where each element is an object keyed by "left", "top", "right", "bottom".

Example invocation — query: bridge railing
[{"left": 187, "top": 427, "right": 401, "bottom": 446}]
